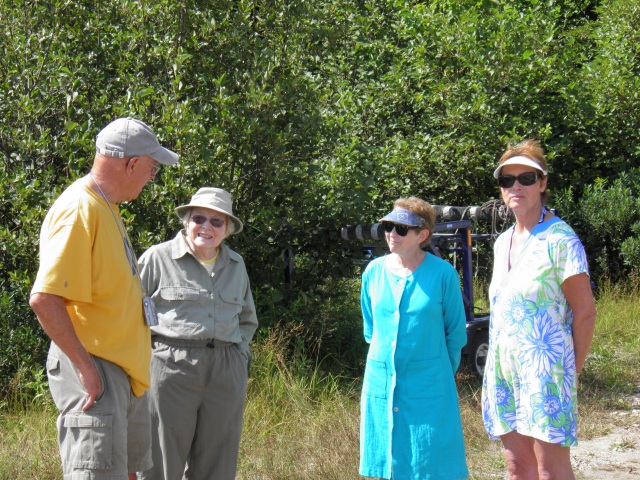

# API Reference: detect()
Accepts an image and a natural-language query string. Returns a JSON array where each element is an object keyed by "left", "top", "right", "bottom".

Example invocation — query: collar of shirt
[{"left": 170, "top": 230, "right": 241, "bottom": 270}]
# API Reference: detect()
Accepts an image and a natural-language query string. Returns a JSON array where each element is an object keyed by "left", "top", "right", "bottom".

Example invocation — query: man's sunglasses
[
  {"left": 498, "top": 172, "right": 541, "bottom": 188},
  {"left": 190, "top": 215, "right": 226, "bottom": 228},
  {"left": 382, "top": 222, "right": 421, "bottom": 237}
]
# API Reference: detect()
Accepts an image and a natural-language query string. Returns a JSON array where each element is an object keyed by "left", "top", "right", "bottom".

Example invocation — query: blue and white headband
[{"left": 378, "top": 208, "right": 423, "bottom": 227}]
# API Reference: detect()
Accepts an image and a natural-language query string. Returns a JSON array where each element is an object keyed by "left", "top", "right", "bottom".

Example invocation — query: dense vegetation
[{"left": 1, "top": 0, "right": 640, "bottom": 396}]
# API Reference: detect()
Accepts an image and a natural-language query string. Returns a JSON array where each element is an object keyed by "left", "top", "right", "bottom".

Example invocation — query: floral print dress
[{"left": 482, "top": 217, "right": 589, "bottom": 446}]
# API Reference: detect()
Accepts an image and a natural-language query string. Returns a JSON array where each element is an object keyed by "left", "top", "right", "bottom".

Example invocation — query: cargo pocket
[{"left": 61, "top": 412, "right": 113, "bottom": 469}]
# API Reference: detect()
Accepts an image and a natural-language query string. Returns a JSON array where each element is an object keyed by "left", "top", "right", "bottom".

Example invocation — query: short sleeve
[
  {"left": 32, "top": 216, "right": 93, "bottom": 303},
  {"left": 550, "top": 225, "right": 590, "bottom": 283}
]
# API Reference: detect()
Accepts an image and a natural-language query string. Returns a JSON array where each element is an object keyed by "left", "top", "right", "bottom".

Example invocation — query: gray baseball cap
[{"left": 95, "top": 117, "right": 179, "bottom": 166}]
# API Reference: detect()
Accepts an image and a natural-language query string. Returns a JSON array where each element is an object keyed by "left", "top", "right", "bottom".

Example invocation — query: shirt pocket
[
  {"left": 160, "top": 286, "right": 200, "bottom": 302},
  {"left": 219, "top": 288, "right": 246, "bottom": 308},
  {"left": 363, "top": 359, "right": 388, "bottom": 399}
]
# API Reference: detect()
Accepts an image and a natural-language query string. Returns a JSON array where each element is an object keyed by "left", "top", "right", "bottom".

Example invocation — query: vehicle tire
[{"left": 468, "top": 329, "right": 489, "bottom": 378}]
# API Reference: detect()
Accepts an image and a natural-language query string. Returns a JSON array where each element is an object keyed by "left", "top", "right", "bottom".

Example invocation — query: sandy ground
[
  {"left": 572, "top": 391, "right": 640, "bottom": 479},
  {"left": 572, "top": 423, "right": 640, "bottom": 479},
  {"left": 496, "top": 392, "right": 640, "bottom": 479}
]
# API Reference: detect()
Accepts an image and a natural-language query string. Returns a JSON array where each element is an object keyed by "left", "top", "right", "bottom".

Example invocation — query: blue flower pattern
[
  {"left": 518, "top": 312, "right": 564, "bottom": 377},
  {"left": 482, "top": 219, "right": 588, "bottom": 447}
]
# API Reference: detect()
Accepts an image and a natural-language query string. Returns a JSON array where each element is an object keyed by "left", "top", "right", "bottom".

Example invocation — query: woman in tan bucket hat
[{"left": 138, "top": 187, "right": 258, "bottom": 480}]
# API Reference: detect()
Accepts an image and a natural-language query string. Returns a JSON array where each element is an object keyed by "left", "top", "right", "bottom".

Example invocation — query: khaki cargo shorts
[{"left": 46, "top": 342, "right": 152, "bottom": 479}]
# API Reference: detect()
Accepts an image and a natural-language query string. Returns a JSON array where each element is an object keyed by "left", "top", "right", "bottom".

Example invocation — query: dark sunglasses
[
  {"left": 498, "top": 172, "right": 541, "bottom": 188},
  {"left": 190, "top": 215, "right": 226, "bottom": 228},
  {"left": 382, "top": 222, "right": 420, "bottom": 237}
]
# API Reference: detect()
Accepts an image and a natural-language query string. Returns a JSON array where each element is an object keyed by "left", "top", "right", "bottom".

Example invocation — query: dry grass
[
  {"left": 0, "top": 405, "right": 59, "bottom": 479},
  {"left": 238, "top": 328, "right": 362, "bottom": 479},
  {"left": 239, "top": 329, "right": 511, "bottom": 479},
  {"left": 456, "top": 374, "right": 507, "bottom": 479}
]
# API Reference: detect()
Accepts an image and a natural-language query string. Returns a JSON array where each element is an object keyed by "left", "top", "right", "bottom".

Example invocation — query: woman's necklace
[
  {"left": 513, "top": 205, "right": 548, "bottom": 229},
  {"left": 538, "top": 205, "right": 547, "bottom": 224}
]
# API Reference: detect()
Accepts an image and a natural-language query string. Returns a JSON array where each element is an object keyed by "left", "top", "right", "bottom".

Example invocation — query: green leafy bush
[
  {"left": 554, "top": 169, "right": 640, "bottom": 282},
  {"left": 1, "top": 0, "right": 640, "bottom": 396}
]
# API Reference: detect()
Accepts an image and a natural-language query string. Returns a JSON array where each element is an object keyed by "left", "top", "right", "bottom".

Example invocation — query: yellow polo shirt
[{"left": 31, "top": 179, "right": 151, "bottom": 396}]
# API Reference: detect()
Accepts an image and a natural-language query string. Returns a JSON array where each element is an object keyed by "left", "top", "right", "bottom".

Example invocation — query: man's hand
[
  {"left": 29, "top": 292, "right": 103, "bottom": 411},
  {"left": 76, "top": 359, "right": 103, "bottom": 411}
]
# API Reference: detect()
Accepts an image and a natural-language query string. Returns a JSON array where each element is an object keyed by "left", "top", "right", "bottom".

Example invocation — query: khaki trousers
[{"left": 140, "top": 336, "right": 249, "bottom": 480}]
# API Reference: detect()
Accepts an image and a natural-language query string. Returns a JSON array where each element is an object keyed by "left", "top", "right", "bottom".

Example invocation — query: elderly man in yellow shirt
[{"left": 29, "top": 117, "right": 178, "bottom": 480}]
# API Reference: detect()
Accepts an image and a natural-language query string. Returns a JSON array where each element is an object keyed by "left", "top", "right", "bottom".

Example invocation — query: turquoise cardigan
[{"left": 359, "top": 253, "right": 469, "bottom": 480}]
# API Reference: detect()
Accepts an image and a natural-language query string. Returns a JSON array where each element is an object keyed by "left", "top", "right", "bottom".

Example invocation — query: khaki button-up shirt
[{"left": 138, "top": 232, "right": 258, "bottom": 356}]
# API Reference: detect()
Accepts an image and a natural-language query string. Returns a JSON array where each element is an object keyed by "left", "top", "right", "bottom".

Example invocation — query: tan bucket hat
[{"left": 175, "top": 187, "right": 243, "bottom": 235}]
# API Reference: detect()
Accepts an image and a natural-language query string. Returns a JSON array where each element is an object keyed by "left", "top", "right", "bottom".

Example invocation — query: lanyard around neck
[
  {"left": 89, "top": 174, "right": 144, "bottom": 292},
  {"left": 538, "top": 205, "right": 547, "bottom": 224}
]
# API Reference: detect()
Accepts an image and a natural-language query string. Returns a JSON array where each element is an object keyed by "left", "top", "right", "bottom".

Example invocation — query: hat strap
[{"left": 96, "top": 145, "right": 126, "bottom": 158}]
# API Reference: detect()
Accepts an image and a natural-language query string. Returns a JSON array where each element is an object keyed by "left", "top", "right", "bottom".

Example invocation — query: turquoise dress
[
  {"left": 360, "top": 253, "right": 468, "bottom": 480},
  {"left": 482, "top": 218, "right": 589, "bottom": 446}
]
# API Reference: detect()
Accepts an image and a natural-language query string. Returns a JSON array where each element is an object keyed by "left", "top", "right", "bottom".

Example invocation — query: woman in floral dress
[{"left": 482, "top": 139, "right": 597, "bottom": 479}]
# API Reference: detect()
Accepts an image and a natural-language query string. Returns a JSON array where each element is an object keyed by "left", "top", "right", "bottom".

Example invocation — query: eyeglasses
[
  {"left": 497, "top": 172, "right": 541, "bottom": 188},
  {"left": 190, "top": 215, "right": 226, "bottom": 228},
  {"left": 139, "top": 157, "right": 162, "bottom": 176},
  {"left": 382, "top": 222, "right": 421, "bottom": 237}
]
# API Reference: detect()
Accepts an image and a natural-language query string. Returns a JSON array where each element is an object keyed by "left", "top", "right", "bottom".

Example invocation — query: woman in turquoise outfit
[
  {"left": 360, "top": 197, "right": 469, "bottom": 480},
  {"left": 482, "top": 140, "right": 597, "bottom": 479}
]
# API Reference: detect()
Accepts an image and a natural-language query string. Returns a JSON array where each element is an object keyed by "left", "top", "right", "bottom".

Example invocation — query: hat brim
[
  {"left": 175, "top": 204, "right": 243, "bottom": 235},
  {"left": 147, "top": 146, "right": 179, "bottom": 166},
  {"left": 378, "top": 209, "right": 422, "bottom": 227},
  {"left": 493, "top": 155, "right": 547, "bottom": 178}
]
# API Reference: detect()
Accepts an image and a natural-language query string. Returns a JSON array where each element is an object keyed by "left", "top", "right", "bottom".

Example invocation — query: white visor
[{"left": 493, "top": 155, "right": 548, "bottom": 178}]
